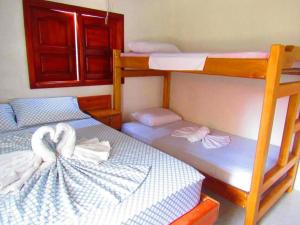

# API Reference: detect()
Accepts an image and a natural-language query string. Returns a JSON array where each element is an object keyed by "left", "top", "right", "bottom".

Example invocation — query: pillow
[
  {"left": 131, "top": 108, "right": 182, "bottom": 127},
  {"left": 0, "top": 104, "right": 18, "bottom": 132},
  {"left": 128, "top": 41, "right": 181, "bottom": 53},
  {"left": 10, "top": 97, "right": 90, "bottom": 128}
]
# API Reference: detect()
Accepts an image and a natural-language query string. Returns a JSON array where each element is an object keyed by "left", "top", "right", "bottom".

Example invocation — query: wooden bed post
[
  {"left": 244, "top": 45, "right": 284, "bottom": 225},
  {"left": 287, "top": 111, "right": 300, "bottom": 192},
  {"left": 162, "top": 72, "right": 171, "bottom": 108},
  {"left": 113, "top": 49, "right": 122, "bottom": 111}
]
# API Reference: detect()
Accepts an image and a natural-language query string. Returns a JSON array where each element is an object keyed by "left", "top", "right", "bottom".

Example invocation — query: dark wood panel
[
  {"left": 40, "top": 54, "right": 70, "bottom": 73},
  {"left": 78, "top": 95, "right": 111, "bottom": 111},
  {"left": 86, "top": 56, "right": 110, "bottom": 76},
  {"left": 38, "top": 17, "right": 69, "bottom": 46},
  {"left": 85, "top": 25, "right": 109, "bottom": 48}
]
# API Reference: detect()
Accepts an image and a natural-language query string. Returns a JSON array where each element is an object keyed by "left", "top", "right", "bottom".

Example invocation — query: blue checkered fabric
[
  {"left": 0, "top": 119, "right": 204, "bottom": 225},
  {"left": 0, "top": 133, "right": 150, "bottom": 225},
  {"left": 0, "top": 104, "right": 18, "bottom": 133},
  {"left": 10, "top": 97, "right": 90, "bottom": 128}
]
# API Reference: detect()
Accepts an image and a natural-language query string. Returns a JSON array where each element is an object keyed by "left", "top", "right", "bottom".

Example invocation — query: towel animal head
[
  {"left": 53, "top": 123, "right": 76, "bottom": 158},
  {"left": 31, "top": 126, "right": 57, "bottom": 163}
]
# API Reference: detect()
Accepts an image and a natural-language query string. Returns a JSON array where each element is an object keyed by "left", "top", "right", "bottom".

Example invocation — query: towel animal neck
[
  {"left": 31, "top": 126, "right": 56, "bottom": 163},
  {"left": 54, "top": 123, "right": 76, "bottom": 158}
]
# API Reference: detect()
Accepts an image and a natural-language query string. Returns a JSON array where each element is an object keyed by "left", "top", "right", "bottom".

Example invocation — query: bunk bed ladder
[{"left": 245, "top": 45, "right": 300, "bottom": 225}]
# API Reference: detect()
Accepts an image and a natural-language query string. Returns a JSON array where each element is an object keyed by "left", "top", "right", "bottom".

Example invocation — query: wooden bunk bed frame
[{"left": 112, "top": 44, "right": 300, "bottom": 225}]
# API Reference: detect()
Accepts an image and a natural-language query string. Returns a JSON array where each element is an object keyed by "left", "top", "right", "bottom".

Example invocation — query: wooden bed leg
[
  {"left": 113, "top": 49, "right": 122, "bottom": 111},
  {"left": 163, "top": 72, "right": 171, "bottom": 108},
  {"left": 244, "top": 45, "right": 284, "bottom": 225}
]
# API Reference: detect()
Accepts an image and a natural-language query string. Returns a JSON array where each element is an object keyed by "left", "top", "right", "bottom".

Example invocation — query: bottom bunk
[{"left": 122, "top": 119, "right": 281, "bottom": 207}]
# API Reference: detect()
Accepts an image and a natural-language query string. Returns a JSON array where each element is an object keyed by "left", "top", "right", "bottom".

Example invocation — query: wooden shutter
[
  {"left": 79, "top": 14, "right": 123, "bottom": 85},
  {"left": 23, "top": 0, "right": 124, "bottom": 89},
  {"left": 26, "top": 7, "right": 77, "bottom": 88}
]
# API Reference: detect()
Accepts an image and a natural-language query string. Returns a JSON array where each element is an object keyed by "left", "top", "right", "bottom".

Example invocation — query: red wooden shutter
[
  {"left": 28, "top": 7, "right": 77, "bottom": 88},
  {"left": 23, "top": 0, "right": 124, "bottom": 89},
  {"left": 78, "top": 14, "right": 123, "bottom": 85}
]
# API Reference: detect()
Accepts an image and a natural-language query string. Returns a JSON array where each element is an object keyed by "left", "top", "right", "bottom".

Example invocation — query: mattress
[
  {"left": 121, "top": 52, "right": 269, "bottom": 59},
  {"left": 122, "top": 120, "right": 280, "bottom": 192},
  {"left": 2, "top": 118, "right": 204, "bottom": 225}
]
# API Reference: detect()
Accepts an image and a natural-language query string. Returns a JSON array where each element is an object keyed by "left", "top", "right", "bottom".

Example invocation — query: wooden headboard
[{"left": 78, "top": 95, "right": 112, "bottom": 111}]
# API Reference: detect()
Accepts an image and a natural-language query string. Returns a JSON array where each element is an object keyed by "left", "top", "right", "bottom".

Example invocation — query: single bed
[{"left": 122, "top": 120, "right": 280, "bottom": 193}]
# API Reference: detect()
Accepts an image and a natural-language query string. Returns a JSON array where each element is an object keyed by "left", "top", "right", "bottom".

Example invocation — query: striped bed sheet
[{"left": 1, "top": 118, "right": 204, "bottom": 225}]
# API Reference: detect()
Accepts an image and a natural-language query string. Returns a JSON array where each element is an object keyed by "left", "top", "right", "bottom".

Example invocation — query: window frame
[{"left": 23, "top": 0, "right": 124, "bottom": 89}]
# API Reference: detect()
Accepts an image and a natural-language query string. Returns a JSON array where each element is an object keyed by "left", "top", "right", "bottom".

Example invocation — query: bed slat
[
  {"left": 277, "top": 81, "right": 300, "bottom": 98},
  {"left": 122, "top": 70, "right": 168, "bottom": 77},
  {"left": 258, "top": 175, "right": 293, "bottom": 220},
  {"left": 262, "top": 155, "right": 297, "bottom": 193}
]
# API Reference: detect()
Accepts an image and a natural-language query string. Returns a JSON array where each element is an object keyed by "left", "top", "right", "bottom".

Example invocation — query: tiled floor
[{"left": 206, "top": 190, "right": 300, "bottom": 225}]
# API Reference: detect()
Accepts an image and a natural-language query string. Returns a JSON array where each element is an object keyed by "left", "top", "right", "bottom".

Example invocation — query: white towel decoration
[
  {"left": 172, "top": 126, "right": 230, "bottom": 149},
  {"left": 53, "top": 123, "right": 112, "bottom": 163},
  {"left": 73, "top": 138, "right": 111, "bottom": 164},
  {"left": 0, "top": 146, "right": 43, "bottom": 194},
  {"left": 54, "top": 123, "right": 76, "bottom": 158},
  {"left": 1, "top": 126, "right": 59, "bottom": 193},
  {"left": 0, "top": 123, "right": 112, "bottom": 194},
  {"left": 31, "top": 126, "right": 56, "bottom": 162}
]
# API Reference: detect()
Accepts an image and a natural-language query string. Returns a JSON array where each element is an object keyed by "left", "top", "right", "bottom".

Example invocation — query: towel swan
[
  {"left": 31, "top": 126, "right": 56, "bottom": 163},
  {"left": 54, "top": 123, "right": 76, "bottom": 158}
]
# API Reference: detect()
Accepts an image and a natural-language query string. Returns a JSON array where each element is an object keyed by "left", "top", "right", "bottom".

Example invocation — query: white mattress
[
  {"left": 122, "top": 120, "right": 280, "bottom": 192},
  {"left": 3, "top": 118, "right": 204, "bottom": 225},
  {"left": 121, "top": 52, "right": 269, "bottom": 58}
]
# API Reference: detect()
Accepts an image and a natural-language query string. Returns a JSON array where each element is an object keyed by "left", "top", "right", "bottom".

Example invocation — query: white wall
[{"left": 0, "top": 0, "right": 171, "bottom": 118}]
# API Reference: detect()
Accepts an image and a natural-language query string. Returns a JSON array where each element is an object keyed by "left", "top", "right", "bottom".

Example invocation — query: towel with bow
[{"left": 172, "top": 126, "right": 230, "bottom": 149}]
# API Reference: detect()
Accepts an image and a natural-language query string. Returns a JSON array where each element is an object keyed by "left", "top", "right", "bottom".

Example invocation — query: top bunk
[{"left": 113, "top": 44, "right": 300, "bottom": 79}]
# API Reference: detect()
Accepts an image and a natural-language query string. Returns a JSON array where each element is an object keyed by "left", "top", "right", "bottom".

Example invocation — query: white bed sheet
[
  {"left": 122, "top": 120, "right": 280, "bottom": 192},
  {"left": 3, "top": 118, "right": 204, "bottom": 225}
]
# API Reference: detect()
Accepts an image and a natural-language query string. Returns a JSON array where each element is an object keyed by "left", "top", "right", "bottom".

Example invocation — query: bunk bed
[{"left": 112, "top": 44, "right": 300, "bottom": 225}]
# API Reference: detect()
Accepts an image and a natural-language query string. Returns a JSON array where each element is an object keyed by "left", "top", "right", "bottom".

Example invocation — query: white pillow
[
  {"left": 128, "top": 41, "right": 181, "bottom": 53},
  {"left": 131, "top": 108, "right": 182, "bottom": 127}
]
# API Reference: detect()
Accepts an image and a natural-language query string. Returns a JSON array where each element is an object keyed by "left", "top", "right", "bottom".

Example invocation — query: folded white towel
[
  {"left": 73, "top": 138, "right": 111, "bottom": 164},
  {"left": 149, "top": 53, "right": 208, "bottom": 71},
  {"left": 1, "top": 126, "right": 58, "bottom": 194},
  {"left": 0, "top": 171, "right": 18, "bottom": 190},
  {"left": 172, "top": 126, "right": 230, "bottom": 149},
  {"left": 0, "top": 151, "right": 43, "bottom": 194},
  {"left": 202, "top": 135, "right": 231, "bottom": 149}
]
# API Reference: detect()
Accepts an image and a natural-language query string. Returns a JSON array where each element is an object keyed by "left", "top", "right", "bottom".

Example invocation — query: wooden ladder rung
[
  {"left": 258, "top": 175, "right": 294, "bottom": 220},
  {"left": 277, "top": 81, "right": 300, "bottom": 98},
  {"left": 262, "top": 155, "right": 297, "bottom": 193},
  {"left": 294, "top": 119, "right": 300, "bottom": 132}
]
